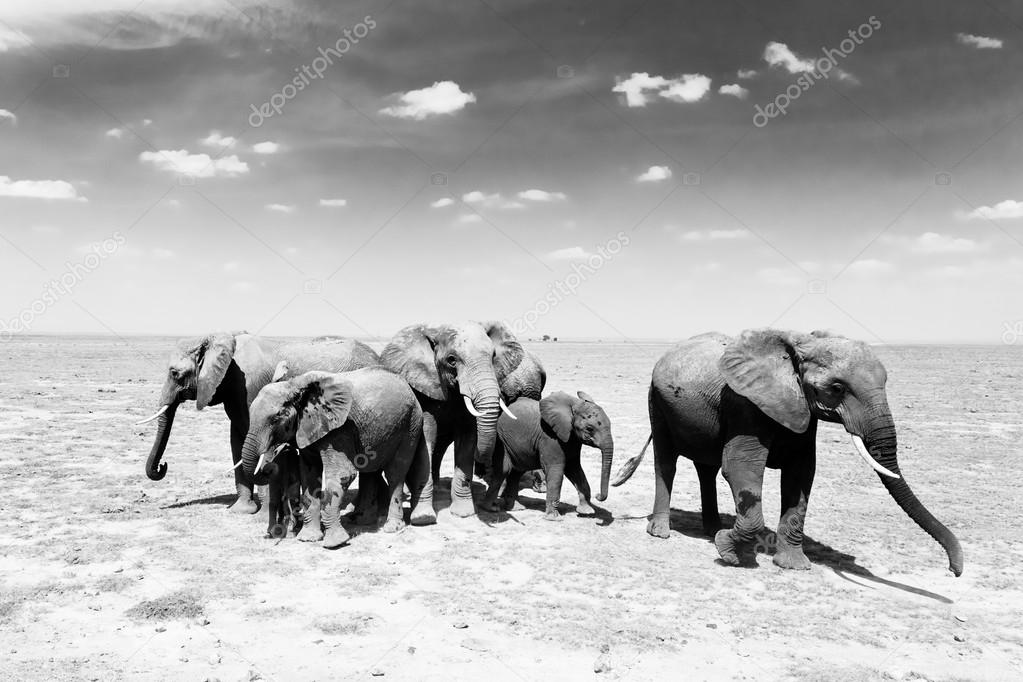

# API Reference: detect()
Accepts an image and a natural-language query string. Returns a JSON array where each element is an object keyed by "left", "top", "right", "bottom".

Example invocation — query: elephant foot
[
  {"left": 501, "top": 497, "right": 521, "bottom": 511},
  {"left": 478, "top": 498, "right": 503, "bottom": 513},
  {"left": 381, "top": 518, "right": 406, "bottom": 534},
  {"left": 449, "top": 496, "right": 476, "bottom": 518},
  {"left": 266, "top": 523, "right": 288, "bottom": 540},
  {"left": 542, "top": 510, "right": 563, "bottom": 522},
  {"left": 410, "top": 506, "right": 437, "bottom": 526},
  {"left": 297, "top": 525, "right": 324, "bottom": 543},
  {"left": 576, "top": 502, "right": 596, "bottom": 516},
  {"left": 228, "top": 497, "right": 259, "bottom": 515},
  {"left": 646, "top": 517, "right": 671, "bottom": 539},
  {"left": 322, "top": 526, "right": 351, "bottom": 549},
  {"left": 354, "top": 511, "right": 378, "bottom": 526},
  {"left": 714, "top": 529, "right": 757, "bottom": 567},
  {"left": 773, "top": 547, "right": 811, "bottom": 570}
]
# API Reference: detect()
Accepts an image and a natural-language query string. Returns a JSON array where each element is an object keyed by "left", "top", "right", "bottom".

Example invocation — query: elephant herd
[{"left": 137, "top": 322, "right": 963, "bottom": 576}]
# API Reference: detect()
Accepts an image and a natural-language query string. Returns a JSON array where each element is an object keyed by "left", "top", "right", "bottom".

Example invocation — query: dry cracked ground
[{"left": 2, "top": 337, "right": 1022, "bottom": 681}]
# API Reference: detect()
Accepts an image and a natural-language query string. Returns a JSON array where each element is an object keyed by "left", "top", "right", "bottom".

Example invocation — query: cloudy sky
[{"left": 1, "top": 0, "right": 1020, "bottom": 343}]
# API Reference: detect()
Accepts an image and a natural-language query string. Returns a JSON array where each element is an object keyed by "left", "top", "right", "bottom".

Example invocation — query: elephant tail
[{"left": 610, "top": 433, "right": 651, "bottom": 487}]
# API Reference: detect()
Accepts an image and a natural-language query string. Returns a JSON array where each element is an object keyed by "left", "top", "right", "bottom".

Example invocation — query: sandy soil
[{"left": 1, "top": 336, "right": 1022, "bottom": 681}]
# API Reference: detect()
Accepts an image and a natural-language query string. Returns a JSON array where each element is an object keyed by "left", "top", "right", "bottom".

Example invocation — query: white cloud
[
  {"left": 231, "top": 281, "right": 256, "bottom": 293},
  {"left": 546, "top": 246, "right": 593, "bottom": 261},
  {"left": 763, "top": 41, "right": 855, "bottom": 82},
  {"left": 957, "top": 33, "right": 1002, "bottom": 49},
  {"left": 636, "top": 165, "right": 672, "bottom": 183},
  {"left": 680, "top": 229, "right": 749, "bottom": 241},
  {"left": 252, "top": 141, "right": 280, "bottom": 154},
  {"left": 518, "top": 189, "right": 566, "bottom": 202},
  {"left": 457, "top": 213, "right": 483, "bottom": 224},
  {"left": 266, "top": 203, "right": 295, "bottom": 213},
  {"left": 152, "top": 248, "right": 175, "bottom": 259},
  {"left": 430, "top": 197, "right": 454, "bottom": 208},
  {"left": 718, "top": 83, "right": 749, "bottom": 99},
  {"left": 138, "top": 149, "right": 249, "bottom": 177},
  {"left": 461, "top": 191, "right": 523, "bottom": 209},
  {"left": 845, "top": 259, "right": 894, "bottom": 275},
  {"left": 199, "top": 131, "right": 237, "bottom": 148},
  {"left": 105, "top": 127, "right": 124, "bottom": 138},
  {"left": 142, "top": 118, "right": 153, "bottom": 126},
  {"left": 0, "top": 175, "right": 84, "bottom": 201},
  {"left": 0, "top": 25, "right": 31, "bottom": 52},
  {"left": 613, "top": 72, "right": 711, "bottom": 106},
  {"left": 911, "top": 232, "right": 982, "bottom": 253},
  {"left": 379, "top": 81, "right": 476, "bottom": 120},
  {"left": 0, "top": 109, "right": 17, "bottom": 124},
  {"left": 659, "top": 74, "right": 712, "bottom": 103},
  {"left": 964, "top": 199, "right": 1023, "bottom": 220},
  {"left": 737, "top": 68, "right": 757, "bottom": 79},
  {"left": 223, "top": 261, "right": 240, "bottom": 272},
  {"left": 319, "top": 198, "right": 347, "bottom": 207},
  {"left": 166, "top": 198, "right": 181, "bottom": 207}
]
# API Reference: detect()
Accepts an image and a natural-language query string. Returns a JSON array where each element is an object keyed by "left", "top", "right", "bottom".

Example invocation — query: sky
[{"left": 0, "top": 0, "right": 1021, "bottom": 344}]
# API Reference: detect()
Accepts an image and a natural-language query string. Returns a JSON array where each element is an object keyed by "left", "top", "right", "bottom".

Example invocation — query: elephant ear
[
  {"left": 380, "top": 325, "right": 445, "bottom": 400},
  {"left": 482, "top": 320, "right": 526, "bottom": 384},
  {"left": 718, "top": 329, "right": 810, "bottom": 433},
  {"left": 540, "top": 391, "right": 576, "bottom": 442},
  {"left": 293, "top": 372, "right": 354, "bottom": 449},
  {"left": 196, "top": 333, "right": 236, "bottom": 410},
  {"left": 576, "top": 390, "right": 595, "bottom": 404}
]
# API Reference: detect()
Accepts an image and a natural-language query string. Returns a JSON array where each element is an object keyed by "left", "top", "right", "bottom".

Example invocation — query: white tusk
[
  {"left": 851, "top": 435, "right": 900, "bottom": 479},
  {"left": 231, "top": 460, "right": 244, "bottom": 470},
  {"left": 134, "top": 404, "right": 168, "bottom": 426},
  {"left": 274, "top": 443, "right": 289, "bottom": 457},
  {"left": 499, "top": 398, "right": 517, "bottom": 420},
  {"left": 462, "top": 394, "right": 483, "bottom": 417},
  {"left": 254, "top": 453, "right": 266, "bottom": 475}
]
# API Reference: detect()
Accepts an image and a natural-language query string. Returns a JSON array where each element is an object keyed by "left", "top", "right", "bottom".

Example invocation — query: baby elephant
[
  {"left": 242, "top": 368, "right": 436, "bottom": 548},
  {"left": 482, "top": 391, "right": 614, "bottom": 520}
]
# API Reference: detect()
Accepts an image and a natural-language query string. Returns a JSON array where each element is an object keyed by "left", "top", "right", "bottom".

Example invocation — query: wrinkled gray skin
[
  {"left": 481, "top": 392, "right": 614, "bottom": 520},
  {"left": 242, "top": 368, "right": 435, "bottom": 548},
  {"left": 613, "top": 329, "right": 963, "bottom": 576},
  {"left": 141, "top": 332, "right": 379, "bottom": 513},
  {"left": 381, "top": 322, "right": 545, "bottom": 518}
]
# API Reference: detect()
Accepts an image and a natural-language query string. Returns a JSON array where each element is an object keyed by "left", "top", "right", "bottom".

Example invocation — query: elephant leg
[
  {"left": 296, "top": 453, "right": 324, "bottom": 543},
  {"left": 449, "top": 433, "right": 477, "bottom": 518},
  {"left": 424, "top": 411, "right": 444, "bottom": 483},
  {"left": 407, "top": 433, "right": 437, "bottom": 526},
  {"left": 715, "top": 435, "right": 768, "bottom": 567},
  {"left": 542, "top": 461, "right": 565, "bottom": 521},
  {"left": 321, "top": 450, "right": 357, "bottom": 549},
  {"left": 563, "top": 454, "right": 595, "bottom": 516},
  {"left": 380, "top": 464, "right": 408, "bottom": 534},
  {"left": 647, "top": 414, "right": 675, "bottom": 538},
  {"left": 353, "top": 472, "right": 383, "bottom": 526},
  {"left": 499, "top": 468, "right": 523, "bottom": 511},
  {"left": 266, "top": 468, "right": 287, "bottom": 539},
  {"left": 226, "top": 405, "right": 258, "bottom": 514},
  {"left": 774, "top": 447, "right": 815, "bottom": 571},
  {"left": 694, "top": 462, "right": 722, "bottom": 536}
]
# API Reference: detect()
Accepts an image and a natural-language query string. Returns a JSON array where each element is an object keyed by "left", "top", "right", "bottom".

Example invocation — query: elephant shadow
[
  {"left": 162, "top": 494, "right": 249, "bottom": 510},
  {"left": 667, "top": 508, "right": 952, "bottom": 604},
  {"left": 474, "top": 489, "right": 615, "bottom": 527}
]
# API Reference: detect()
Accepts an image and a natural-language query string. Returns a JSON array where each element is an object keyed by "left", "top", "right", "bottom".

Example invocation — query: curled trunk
[
  {"left": 596, "top": 440, "right": 613, "bottom": 501},
  {"left": 865, "top": 415, "right": 964, "bottom": 577},
  {"left": 241, "top": 430, "right": 265, "bottom": 479},
  {"left": 145, "top": 403, "right": 178, "bottom": 481}
]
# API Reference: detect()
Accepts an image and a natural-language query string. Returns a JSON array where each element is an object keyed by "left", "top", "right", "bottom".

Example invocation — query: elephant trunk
[
  {"left": 241, "top": 428, "right": 271, "bottom": 482},
  {"left": 144, "top": 401, "right": 178, "bottom": 481},
  {"left": 863, "top": 409, "right": 964, "bottom": 577},
  {"left": 461, "top": 362, "right": 501, "bottom": 465},
  {"left": 596, "top": 438, "right": 614, "bottom": 502}
]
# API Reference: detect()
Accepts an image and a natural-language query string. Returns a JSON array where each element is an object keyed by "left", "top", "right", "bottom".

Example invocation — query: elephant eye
[
  {"left": 446, "top": 355, "right": 457, "bottom": 366},
  {"left": 829, "top": 382, "right": 845, "bottom": 395}
]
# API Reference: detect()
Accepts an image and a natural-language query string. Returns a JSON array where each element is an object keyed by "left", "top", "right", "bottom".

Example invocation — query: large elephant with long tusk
[
  {"left": 380, "top": 321, "right": 545, "bottom": 518},
  {"left": 611, "top": 329, "right": 964, "bottom": 576},
  {"left": 137, "top": 332, "right": 380, "bottom": 513}
]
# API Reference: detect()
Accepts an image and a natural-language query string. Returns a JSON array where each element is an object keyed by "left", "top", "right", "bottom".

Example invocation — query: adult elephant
[
  {"left": 612, "top": 329, "right": 963, "bottom": 576},
  {"left": 137, "top": 332, "right": 380, "bottom": 513},
  {"left": 381, "top": 321, "right": 545, "bottom": 517}
]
